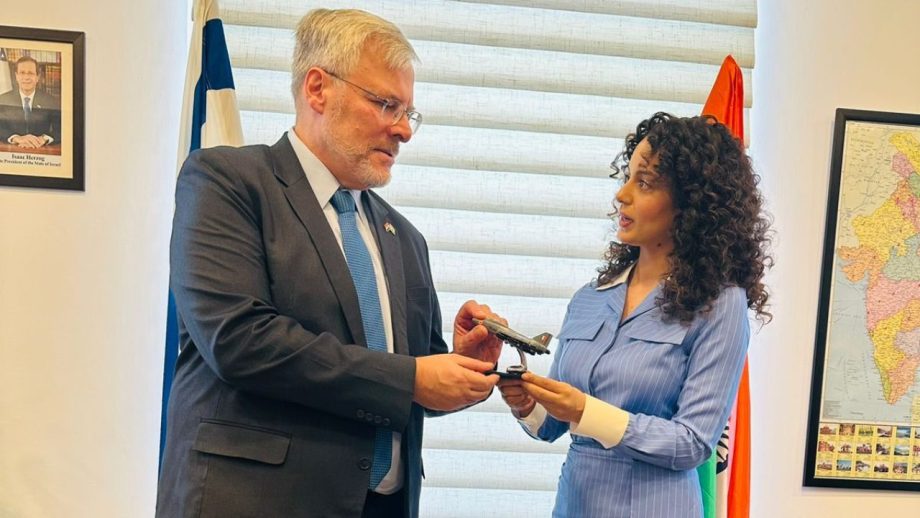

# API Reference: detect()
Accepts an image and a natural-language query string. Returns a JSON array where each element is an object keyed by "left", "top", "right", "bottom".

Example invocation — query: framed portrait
[
  {"left": 804, "top": 108, "right": 920, "bottom": 491},
  {"left": 0, "top": 26, "right": 84, "bottom": 191}
]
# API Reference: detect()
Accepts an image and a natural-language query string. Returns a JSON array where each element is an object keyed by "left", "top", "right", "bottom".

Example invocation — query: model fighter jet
[{"left": 473, "top": 318, "right": 552, "bottom": 378}]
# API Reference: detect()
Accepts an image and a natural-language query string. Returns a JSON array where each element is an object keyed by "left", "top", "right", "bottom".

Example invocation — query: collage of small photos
[{"left": 815, "top": 422, "right": 920, "bottom": 481}]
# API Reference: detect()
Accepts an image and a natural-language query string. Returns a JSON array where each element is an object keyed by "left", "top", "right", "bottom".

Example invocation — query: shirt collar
[
  {"left": 286, "top": 127, "right": 362, "bottom": 209},
  {"left": 596, "top": 263, "right": 634, "bottom": 291}
]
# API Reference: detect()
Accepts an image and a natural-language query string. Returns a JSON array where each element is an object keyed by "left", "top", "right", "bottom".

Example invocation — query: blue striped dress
[{"left": 530, "top": 276, "right": 749, "bottom": 518}]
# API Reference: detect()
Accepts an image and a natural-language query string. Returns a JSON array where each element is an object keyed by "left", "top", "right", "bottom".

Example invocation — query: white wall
[
  {"left": 751, "top": 0, "right": 920, "bottom": 515},
  {"left": 0, "top": 1, "right": 185, "bottom": 517}
]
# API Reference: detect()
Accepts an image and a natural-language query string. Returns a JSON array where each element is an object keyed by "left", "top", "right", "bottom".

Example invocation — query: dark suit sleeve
[
  {"left": 421, "top": 248, "right": 452, "bottom": 417},
  {"left": 170, "top": 149, "right": 416, "bottom": 431},
  {"left": 38, "top": 92, "right": 60, "bottom": 142},
  {"left": 46, "top": 108, "right": 60, "bottom": 143},
  {"left": 423, "top": 239, "right": 449, "bottom": 358},
  {"left": 0, "top": 93, "right": 21, "bottom": 142}
]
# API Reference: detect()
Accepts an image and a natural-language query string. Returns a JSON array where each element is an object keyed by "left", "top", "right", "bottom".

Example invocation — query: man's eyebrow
[
  {"left": 393, "top": 96, "right": 413, "bottom": 110},
  {"left": 375, "top": 87, "right": 408, "bottom": 108},
  {"left": 380, "top": 87, "right": 414, "bottom": 110},
  {"left": 384, "top": 95, "right": 413, "bottom": 112}
]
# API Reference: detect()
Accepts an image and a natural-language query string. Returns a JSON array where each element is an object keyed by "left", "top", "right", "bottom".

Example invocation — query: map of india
[
  {"left": 812, "top": 118, "right": 920, "bottom": 485},
  {"left": 833, "top": 123, "right": 920, "bottom": 409}
]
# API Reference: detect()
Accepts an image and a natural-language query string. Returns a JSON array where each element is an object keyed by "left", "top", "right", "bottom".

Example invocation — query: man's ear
[{"left": 304, "top": 68, "right": 328, "bottom": 114}]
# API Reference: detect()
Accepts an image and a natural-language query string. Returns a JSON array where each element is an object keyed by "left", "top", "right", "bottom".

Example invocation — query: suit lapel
[
  {"left": 364, "top": 192, "right": 409, "bottom": 356},
  {"left": 268, "top": 135, "right": 367, "bottom": 347}
]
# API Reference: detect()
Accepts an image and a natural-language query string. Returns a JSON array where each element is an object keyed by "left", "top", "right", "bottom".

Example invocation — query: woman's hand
[
  {"left": 498, "top": 378, "right": 536, "bottom": 418},
  {"left": 521, "top": 372, "right": 586, "bottom": 424}
]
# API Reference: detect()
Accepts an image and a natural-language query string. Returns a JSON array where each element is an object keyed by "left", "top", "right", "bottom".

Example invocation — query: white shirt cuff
[
  {"left": 517, "top": 403, "right": 548, "bottom": 438},
  {"left": 569, "top": 394, "right": 630, "bottom": 448}
]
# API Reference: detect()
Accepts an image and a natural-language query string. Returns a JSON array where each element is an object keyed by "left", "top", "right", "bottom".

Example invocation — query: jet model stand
[{"left": 473, "top": 318, "right": 552, "bottom": 379}]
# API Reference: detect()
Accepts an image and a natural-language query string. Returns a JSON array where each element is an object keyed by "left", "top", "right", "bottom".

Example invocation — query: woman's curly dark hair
[{"left": 600, "top": 112, "right": 773, "bottom": 324}]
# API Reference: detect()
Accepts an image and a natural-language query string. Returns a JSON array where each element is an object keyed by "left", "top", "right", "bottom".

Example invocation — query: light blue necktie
[
  {"left": 23, "top": 97, "right": 31, "bottom": 122},
  {"left": 330, "top": 190, "right": 392, "bottom": 489}
]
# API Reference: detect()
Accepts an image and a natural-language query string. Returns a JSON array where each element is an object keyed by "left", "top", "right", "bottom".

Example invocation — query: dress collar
[{"left": 596, "top": 263, "right": 633, "bottom": 291}]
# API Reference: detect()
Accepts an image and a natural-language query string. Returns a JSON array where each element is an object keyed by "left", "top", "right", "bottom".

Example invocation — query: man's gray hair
[{"left": 291, "top": 8, "right": 418, "bottom": 101}]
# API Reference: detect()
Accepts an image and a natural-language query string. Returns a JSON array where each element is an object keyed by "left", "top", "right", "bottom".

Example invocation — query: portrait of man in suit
[{"left": 0, "top": 55, "right": 61, "bottom": 150}]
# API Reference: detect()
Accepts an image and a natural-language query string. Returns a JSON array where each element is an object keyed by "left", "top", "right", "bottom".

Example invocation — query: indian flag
[{"left": 697, "top": 55, "right": 752, "bottom": 518}]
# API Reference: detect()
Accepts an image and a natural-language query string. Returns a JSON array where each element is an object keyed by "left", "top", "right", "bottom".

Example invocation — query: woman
[{"left": 499, "top": 112, "right": 772, "bottom": 517}]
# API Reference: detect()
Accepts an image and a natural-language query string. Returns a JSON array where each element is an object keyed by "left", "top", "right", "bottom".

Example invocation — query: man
[
  {"left": 0, "top": 56, "right": 61, "bottom": 148},
  {"left": 157, "top": 9, "right": 503, "bottom": 518}
]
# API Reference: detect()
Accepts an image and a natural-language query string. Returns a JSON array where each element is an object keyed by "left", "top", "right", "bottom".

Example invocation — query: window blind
[{"left": 220, "top": 0, "right": 755, "bottom": 514}]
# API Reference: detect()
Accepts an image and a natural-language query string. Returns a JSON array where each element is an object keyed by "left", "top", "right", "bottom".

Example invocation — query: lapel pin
[{"left": 384, "top": 221, "right": 396, "bottom": 235}]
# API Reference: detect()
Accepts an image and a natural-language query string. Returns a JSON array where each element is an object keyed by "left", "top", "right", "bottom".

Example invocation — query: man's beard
[{"left": 324, "top": 99, "right": 394, "bottom": 189}]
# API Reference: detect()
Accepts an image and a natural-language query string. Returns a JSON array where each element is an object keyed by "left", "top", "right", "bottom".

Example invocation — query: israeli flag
[
  {"left": 161, "top": 0, "right": 243, "bottom": 462},
  {"left": 176, "top": 0, "right": 243, "bottom": 158}
]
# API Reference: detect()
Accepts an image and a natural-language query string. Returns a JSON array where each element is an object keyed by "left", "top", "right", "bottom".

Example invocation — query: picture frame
[
  {"left": 804, "top": 108, "right": 920, "bottom": 491},
  {"left": 0, "top": 25, "right": 84, "bottom": 191}
]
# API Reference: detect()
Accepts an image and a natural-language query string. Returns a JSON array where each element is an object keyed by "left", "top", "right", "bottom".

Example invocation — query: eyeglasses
[{"left": 324, "top": 70, "right": 422, "bottom": 133}]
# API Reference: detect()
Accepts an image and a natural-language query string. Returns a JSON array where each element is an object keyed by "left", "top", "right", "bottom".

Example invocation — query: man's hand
[
  {"left": 521, "top": 372, "right": 586, "bottom": 424},
  {"left": 498, "top": 378, "right": 536, "bottom": 418},
  {"left": 10, "top": 134, "right": 47, "bottom": 148},
  {"left": 452, "top": 300, "right": 505, "bottom": 364},
  {"left": 413, "top": 354, "right": 499, "bottom": 411}
]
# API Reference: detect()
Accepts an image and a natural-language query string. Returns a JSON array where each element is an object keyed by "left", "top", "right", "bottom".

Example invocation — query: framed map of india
[{"left": 804, "top": 108, "right": 920, "bottom": 491}]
